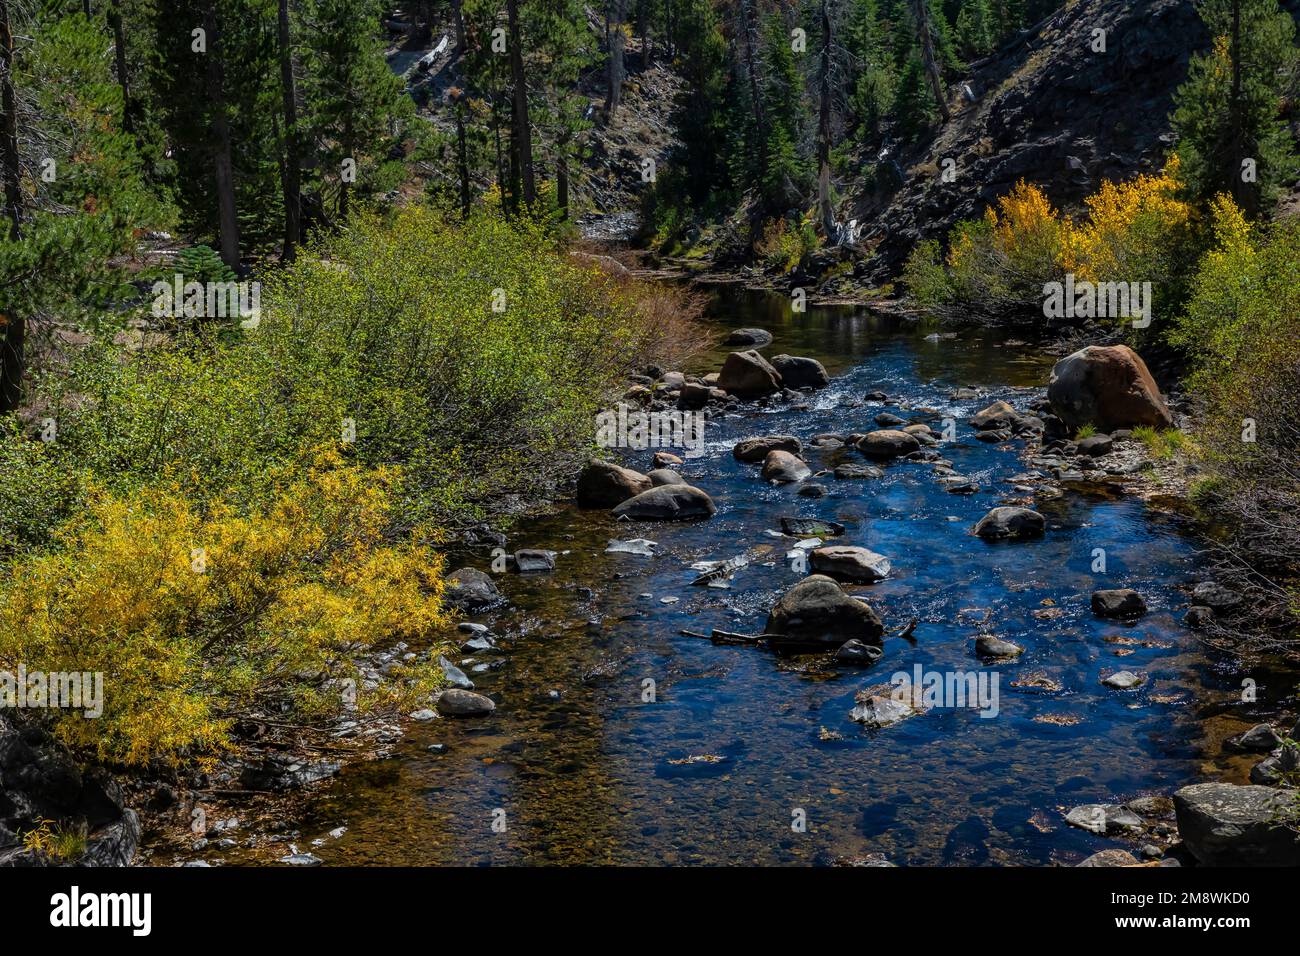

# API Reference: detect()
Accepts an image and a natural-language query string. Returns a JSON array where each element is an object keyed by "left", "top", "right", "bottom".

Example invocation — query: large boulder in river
[
  {"left": 1173, "top": 783, "right": 1300, "bottom": 866},
  {"left": 576, "top": 458, "right": 653, "bottom": 508},
  {"left": 974, "top": 507, "right": 1045, "bottom": 540},
  {"left": 646, "top": 467, "right": 686, "bottom": 486},
  {"left": 733, "top": 435, "right": 802, "bottom": 462},
  {"left": 1047, "top": 345, "right": 1173, "bottom": 432},
  {"left": 761, "top": 450, "right": 811, "bottom": 483},
  {"left": 445, "top": 568, "right": 504, "bottom": 610},
  {"left": 1091, "top": 588, "right": 1147, "bottom": 618},
  {"left": 857, "top": 429, "right": 921, "bottom": 460},
  {"left": 770, "top": 354, "right": 830, "bottom": 390},
  {"left": 765, "top": 575, "right": 885, "bottom": 646},
  {"left": 436, "top": 689, "right": 496, "bottom": 717},
  {"left": 612, "top": 484, "right": 716, "bottom": 521},
  {"left": 717, "top": 350, "right": 782, "bottom": 398},
  {"left": 810, "top": 546, "right": 891, "bottom": 583}
]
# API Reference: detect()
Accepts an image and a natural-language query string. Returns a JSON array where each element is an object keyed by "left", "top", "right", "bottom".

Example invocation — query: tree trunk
[
  {"left": 816, "top": 0, "right": 835, "bottom": 238},
  {"left": 0, "top": 0, "right": 23, "bottom": 414},
  {"left": 450, "top": 0, "right": 466, "bottom": 55},
  {"left": 455, "top": 97, "right": 471, "bottom": 218},
  {"left": 109, "top": 2, "right": 134, "bottom": 134},
  {"left": 506, "top": 0, "right": 534, "bottom": 208},
  {"left": 203, "top": 4, "right": 241, "bottom": 271},
  {"left": 277, "top": 0, "right": 301, "bottom": 260},
  {"left": 606, "top": 0, "right": 626, "bottom": 118},
  {"left": 911, "top": 0, "right": 950, "bottom": 123},
  {"left": 741, "top": 0, "right": 767, "bottom": 161}
]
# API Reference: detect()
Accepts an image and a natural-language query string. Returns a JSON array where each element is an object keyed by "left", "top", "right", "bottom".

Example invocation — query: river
[{"left": 164, "top": 285, "right": 1264, "bottom": 866}]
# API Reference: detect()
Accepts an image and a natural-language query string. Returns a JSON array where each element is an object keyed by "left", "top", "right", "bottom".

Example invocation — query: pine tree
[{"left": 1171, "top": 0, "right": 1298, "bottom": 217}]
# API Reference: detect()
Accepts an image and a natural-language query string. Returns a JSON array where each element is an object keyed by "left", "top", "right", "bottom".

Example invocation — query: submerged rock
[
  {"left": 437, "top": 655, "right": 474, "bottom": 690},
  {"left": 834, "top": 463, "right": 884, "bottom": 480},
  {"left": 835, "top": 639, "right": 884, "bottom": 665},
  {"left": 1101, "top": 670, "right": 1144, "bottom": 690},
  {"left": 513, "top": 549, "right": 556, "bottom": 573},
  {"left": 975, "top": 635, "right": 1023, "bottom": 659},
  {"left": 724, "top": 327, "right": 773, "bottom": 347}
]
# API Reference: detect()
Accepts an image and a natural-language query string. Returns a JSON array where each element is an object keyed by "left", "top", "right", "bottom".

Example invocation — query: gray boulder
[
  {"left": 445, "top": 568, "right": 504, "bottom": 611},
  {"left": 646, "top": 468, "right": 686, "bottom": 486},
  {"left": 576, "top": 458, "right": 652, "bottom": 508},
  {"left": 809, "top": 546, "right": 891, "bottom": 583},
  {"left": 612, "top": 484, "right": 717, "bottom": 521},
  {"left": 858, "top": 429, "right": 921, "bottom": 460},
  {"left": 733, "top": 435, "right": 802, "bottom": 463},
  {"left": 761, "top": 450, "right": 812, "bottom": 483},
  {"left": 436, "top": 689, "right": 497, "bottom": 717},
  {"left": 1091, "top": 588, "right": 1148, "bottom": 618},
  {"left": 724, "top": 327, "right": 772, "bottom": 347},
  {"left": 1174, "top": 782, "right": 1300, "bottom": 866},
  {"left": 765, "top": 575, "right": 885, "bottom": 646},
  {"left": 974, "top": 507, "right": 1045, "bottom": 540},
  {"left": 770, "top": 354, "right": 830, "bottom": 390},
  {"left": 717, "top": 350, "right": 782, "bottom": 398}
]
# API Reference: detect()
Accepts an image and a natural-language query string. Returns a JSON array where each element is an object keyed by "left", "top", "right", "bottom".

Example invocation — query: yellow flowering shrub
[{"left": 0, "top": 453, "right": 449, "bottom": 766}]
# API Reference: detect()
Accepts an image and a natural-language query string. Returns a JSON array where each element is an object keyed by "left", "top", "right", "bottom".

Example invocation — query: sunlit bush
[{"left": 0, "top": 453, "right": 448, "bottom": 766}]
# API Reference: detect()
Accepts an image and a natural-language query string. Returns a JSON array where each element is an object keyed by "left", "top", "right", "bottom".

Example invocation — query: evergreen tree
[{"left": 1171, "top": 0, "right": 1298, "bottom": 217}]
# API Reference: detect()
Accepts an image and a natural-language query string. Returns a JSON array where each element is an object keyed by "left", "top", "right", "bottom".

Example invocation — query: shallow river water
[{"left": 174, "top": 287, "right": 1263, "bottom": 866}]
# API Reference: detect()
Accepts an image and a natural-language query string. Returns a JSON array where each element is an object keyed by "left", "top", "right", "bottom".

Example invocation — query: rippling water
[{"left": 173, "top": 288, "right": 1259, "bottom": 867}]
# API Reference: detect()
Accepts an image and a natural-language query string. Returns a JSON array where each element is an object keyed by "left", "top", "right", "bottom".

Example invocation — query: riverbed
[{"left": 161, "top": 287, "right": 1258, "bottom": 866}]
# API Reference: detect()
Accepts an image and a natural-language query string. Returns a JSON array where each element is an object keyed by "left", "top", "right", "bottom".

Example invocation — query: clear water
[{"left": 165, "top": 287, "right": 1254, "bottom": 867}]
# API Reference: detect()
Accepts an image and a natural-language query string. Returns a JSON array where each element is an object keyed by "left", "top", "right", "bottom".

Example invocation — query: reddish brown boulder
[{"left": 1047, "top": 345, "right": 1173, "bottom": 432}]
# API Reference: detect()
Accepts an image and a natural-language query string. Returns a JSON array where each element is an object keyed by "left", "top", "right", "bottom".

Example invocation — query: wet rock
[
  {"left": 445, "top": 568, "right": 504, "bottom": 611},
  {"left": 576, "top": 458, "right": 652, "bottom": 508},
  {"left": 436, "top": 689, "right": 497, "bottom": 717},
  {"left": 1066, "top": 804, "right": 1143, "bottom": 835},
  {"left": 238, "top": 755, "right": 341, "bottom": 791},
  {"left": 1091, "top": 588, "right": 1148, "bottom": 619},
  {"left": 1191, "top": 582, "right": 1243, "bottom": 612},
  {"left": 770, "top": 354, "right": 830, "bottom": 390},
  {"left": 717, "top": 350, "right": 782, "bottom": 398},
  {"left": 945, "top": 480, "right": 980, "bottom": 495},
  {"left": 835, "top": 639, "right": 885, "bottom": 665},
  {"left": 950, "top": 387, "right": 982, "bottom": 400},
  {"left": 974, "top": 507, "right": 1045, "bottom": 540},
  {"left": 724, "top": 327, "right": 773, "bottom": 347},
  {"left": 975, "top": 635, "right": 1023, "bottom": 659},
  {"left": 1102, "top": 670, "right": 1144, "bottom": 690},
  {"left": 652, "top": 451, "right": 684, "bottom": 468},
  {"left": 437, "top": 655, "right": 474, "bottom": 690},
  {"left": 513, "top": 549, "right": 556, "bottom": 573},
  {"left": 612, "top": 484, "right": 717, "bottom": 521},
  {"left": 1250, "top": 741, "right": 1300, "bottom": 786},
  {"left": 970, "top": 400, "right": 1022, "bottom": 431},
  {"left": 605, "top": 537, "right": 657, "bottom": 556},
  {"left": 279, "top": 851, "right": 323, "bottom": 866},
  {"left": 1127, "top": 795, "right": 1175, "bottom": 818},
  {"left": 733, "top": 435, "right": 802, "bottom": 462},
  {"left": 850, "top": 694, "right": 917, "bottom": 728},
  {"left": 677, "top": 381, "right": 711, "bottom": 410},
  {"left": 1047, "top": 345, "right": 1174, "bottom": 432},
  {"left": 975, "top": 429, "right": 1011, "bottom": 443},
  {"left": 1174, "top": 782, "right": 1300, "bottom": 866},
  {"left": 858, "top": 429, "right": 921, "bottom": 460},
  {"left": 834, "top": 463, "right": 884, "bottom": 480},
  {"left": 797, "top": 483, "right": 828, "bottom": 498},
  {"left": 1076, "top": 433, "right": 1114, "bottom": 457},
  {"left": 765, "top": 574, "right": 885, "bottom": 646},
  {"left": 1184, "top": 606, "right": 1214, "bottom": 628},
  {"left": 874, "top": 412, "right": 906, "bottom": 427},
  {"left": 1225, "top": 723, "right": 1281, "bottom": 753},
  {"left": 781, "top": 517, "right": 845, "bottom": 536},
  {"left": 864, "top": 390, "right": 889, "bottom": 401},
  {"left": 761, "top": 450, "right": 812, "bottom": 483},
  {"left": 646, "top": 467, "right": 686, "bottom": 486},
  {"left": 810, "top": 546, "right": 891, "bottom": 583},
  {"left": 409, "top": 709, "right": 438, "bottom": 721},
  {"left": 1076, "top": 849, "right": 1139, "bottom": 867},
  {"left": 457, "top": 622, "right": 489, "bottom": 634}
]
